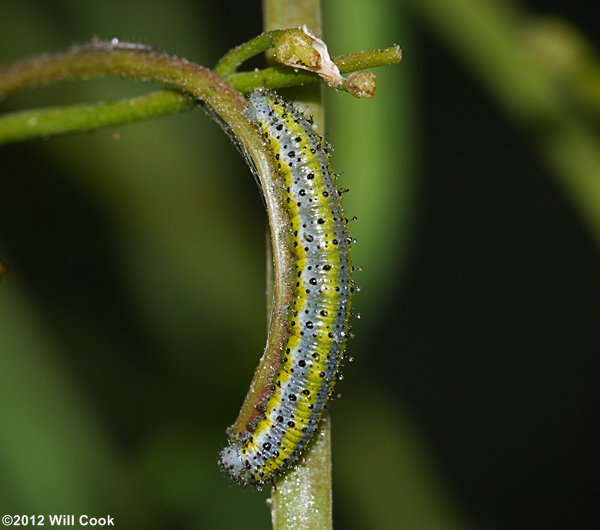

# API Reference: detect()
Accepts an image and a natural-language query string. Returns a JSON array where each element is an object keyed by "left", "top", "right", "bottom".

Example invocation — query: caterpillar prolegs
[{"left": 218, "top": 89, "right": 353, "bottom": 486}]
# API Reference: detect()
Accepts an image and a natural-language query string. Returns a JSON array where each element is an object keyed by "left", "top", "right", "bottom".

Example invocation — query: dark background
[{"left": 1, "top": 1, "right": 598, "bottom": 528}]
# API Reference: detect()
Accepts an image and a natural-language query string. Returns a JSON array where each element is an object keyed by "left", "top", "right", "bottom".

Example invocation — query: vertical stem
[
  {"left": 263, "top": 2, "right": 333, "bottom": 530},
  {"left": 263, "top": 0, "right": 322, "bottom": 35},
  {"left": 271, "top": 417, "right": 332, "bottom": 530},
  {"left": 263, "top": 0, "right": 324, "bottom": 126}
]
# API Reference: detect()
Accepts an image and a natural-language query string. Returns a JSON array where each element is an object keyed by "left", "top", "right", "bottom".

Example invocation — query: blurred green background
[{"left": 1, "top": 0, "right": 598, "bottom": 528}]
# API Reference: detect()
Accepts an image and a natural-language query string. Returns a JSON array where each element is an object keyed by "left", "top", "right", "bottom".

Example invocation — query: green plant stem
[
  {"left": 215, "top": 30, "right": 284, "bottom": 76},
  {"left": 0, "top": 45, "right": 399, "bottom": 145},
  {"left": 270, "top": 415, "right": 332, "bottom": 530},
  {"left": 0, "top": 90, "right": 193, "bottom": 144},
  {"left": 263, "top": 0, "right": 321, "bottom": 35},
  {"left": 0, "top": 43, "right": 240, "bottom": 109},
  {"left": 260, "top": 3, "right": 333, "bottom": 530}
]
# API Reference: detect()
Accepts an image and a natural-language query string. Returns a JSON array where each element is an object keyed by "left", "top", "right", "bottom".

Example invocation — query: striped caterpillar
[{"left": 219, "top": 89, "right": 353, "bottom": 486}]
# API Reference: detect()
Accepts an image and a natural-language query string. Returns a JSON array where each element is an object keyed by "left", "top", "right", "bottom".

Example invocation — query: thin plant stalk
[{"left": 261, "top": 2, "right": 333, "bottom": 530}]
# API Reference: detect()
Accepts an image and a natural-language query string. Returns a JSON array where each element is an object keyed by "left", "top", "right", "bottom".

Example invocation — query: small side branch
[{"left": 0, "top": 90, "right": 193, "bottom": 144}]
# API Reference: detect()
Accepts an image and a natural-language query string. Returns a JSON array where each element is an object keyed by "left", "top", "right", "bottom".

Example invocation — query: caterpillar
[{"left": 218, "top": 89, "right": 353, "bottom": 486}]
